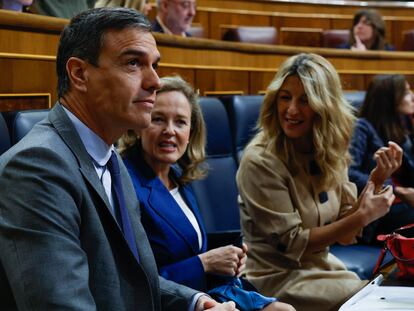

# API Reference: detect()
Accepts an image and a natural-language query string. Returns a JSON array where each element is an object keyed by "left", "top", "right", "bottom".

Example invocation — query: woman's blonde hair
[
  {"left": 118, "top": 75, "right": 207, "bottom": 184},
  {"left": 259, "top": 53, "right": 355, "bottom": 189}
]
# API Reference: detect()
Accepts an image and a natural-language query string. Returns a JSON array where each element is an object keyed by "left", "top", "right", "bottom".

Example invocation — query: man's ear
[
  {"left": 159, "top": 0, "right": 168, "bottom": 12},
  {"left": 66, "top": 57, "right": 89, "bottom": 93}
]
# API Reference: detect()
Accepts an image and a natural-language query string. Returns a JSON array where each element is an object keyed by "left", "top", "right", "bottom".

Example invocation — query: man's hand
[{"left": 195, "top": 296, "right": 238, "bottom": 311}]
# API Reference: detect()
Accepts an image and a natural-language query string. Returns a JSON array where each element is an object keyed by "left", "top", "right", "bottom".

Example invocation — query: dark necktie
[{"left": 107, "top": 151, "right": 140, "bottom": 261}]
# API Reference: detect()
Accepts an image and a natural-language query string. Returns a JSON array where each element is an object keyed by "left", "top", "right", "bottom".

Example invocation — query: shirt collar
[
  {"left": 156, "top": 16, "right": 187, "bottom": 37},
  {"left": 62, "top": 105, "right": 113, "bottom": 166}
]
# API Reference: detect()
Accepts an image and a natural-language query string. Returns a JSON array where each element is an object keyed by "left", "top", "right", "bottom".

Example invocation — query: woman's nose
[{"left": 163, "top": 122, "right": 175, "bottom": 135}]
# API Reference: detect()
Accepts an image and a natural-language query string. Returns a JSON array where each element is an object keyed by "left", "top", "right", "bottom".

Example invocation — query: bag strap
[
  {"left": 395, "top": 223, "right": 414, "bottom": 233},
  {"left": 372, "top": 245, "right": 388, "bottom": 276}
]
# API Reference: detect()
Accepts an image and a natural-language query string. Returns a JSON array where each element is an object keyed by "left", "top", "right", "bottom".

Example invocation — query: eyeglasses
[{"left": 170, "top": 0, "right": 197, "bottom": 10}]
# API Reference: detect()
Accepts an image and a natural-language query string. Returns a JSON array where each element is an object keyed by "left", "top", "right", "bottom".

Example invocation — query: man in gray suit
[{"left": 0, "top": 7, "right": 236, "bottom": 311}]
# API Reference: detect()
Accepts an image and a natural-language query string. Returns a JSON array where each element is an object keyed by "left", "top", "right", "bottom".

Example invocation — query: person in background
[
  {"left": 31, "top": 0, "right": 96, "bottom": 19},
  {"left": 0, "top": 0, "right": 32, "bottom": 11},
  {"left": 349, "top": 74, "right": 414, "bottom": 244},
  {"left": 0, "top": 7, "right": 236, "bottom": 311},
  {"left": 95, "top": 0, "right": 152, "bottom": 15},
  {"left": 152, "top": 0, "right": 195, "bottom": 36},
  {"left": 236, "top": 53, "right": 402, "bottom": 311},
  {"left": 340, "top": 9, "right": 394, "bottom": 51},
  {"left": 119, "top": 75, "right": 295, "bottom": 311}
]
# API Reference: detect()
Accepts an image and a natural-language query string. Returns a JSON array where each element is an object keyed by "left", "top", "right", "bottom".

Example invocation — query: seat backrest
[
  {"left": 402, "top": 29, "right": 414, "bottom": 51},
  {"left": 321, "top": 29, "right": 349, "bottom": 48},
  {"left": 222, "top": 26, "right": 278, "bottom": 45},
  {"left": 191, "top": 97, "right": 240, "bottom": 233},
  {"left": 11, "top": 109, "right": 49, "bottom": 144},
  {"left": 222, "top": 95, "right": 263, "bottom": 163},
  {"left": 0, "top": 114, "right": 11, "bottom": 155},
  {"left": 187, "top": 25, "right": 205, "bottom": 38},
  {"left": 343, "top": 91, "right": 366, "bottom": 113}
]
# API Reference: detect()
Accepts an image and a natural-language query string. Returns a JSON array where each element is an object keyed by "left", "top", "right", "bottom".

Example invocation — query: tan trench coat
[{"left": 236, "top": 133, "right": 366, "bottom": 311}]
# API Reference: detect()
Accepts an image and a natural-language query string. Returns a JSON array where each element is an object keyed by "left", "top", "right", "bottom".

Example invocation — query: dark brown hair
[
  {"left": 349, "top": 9, "right": 386, "bottom": 50},
  {"left": 359, "top": 74, "right": 409, "bottom": 144}
]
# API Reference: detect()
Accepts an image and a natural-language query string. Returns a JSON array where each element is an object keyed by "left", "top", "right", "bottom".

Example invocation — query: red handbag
[{"left": 373, "top": 223, "right": 414, "bottom": 279}]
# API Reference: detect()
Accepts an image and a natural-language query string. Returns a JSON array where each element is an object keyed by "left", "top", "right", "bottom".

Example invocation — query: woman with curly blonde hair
[{"left": 236, "top": 53, "right": 402, "bottom": 311}]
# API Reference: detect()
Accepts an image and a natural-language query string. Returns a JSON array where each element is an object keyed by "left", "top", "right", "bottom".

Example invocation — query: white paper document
[{"left": 339, "top": 274, "right": 414, "bottom": 311}]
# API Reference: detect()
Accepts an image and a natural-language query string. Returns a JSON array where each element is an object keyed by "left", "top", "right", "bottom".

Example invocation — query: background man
[
  {"left": 0, "top": 7, "right": 235, "bottom": 311},
  {"left": 152, "top": 0, "right": 196, "bottom": 36}
]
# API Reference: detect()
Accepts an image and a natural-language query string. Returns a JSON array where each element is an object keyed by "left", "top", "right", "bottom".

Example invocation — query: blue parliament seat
[
  {"left": 9, "top": 109, "right": 49, "bottom": 144},
  {"left": 0, "top": 114, "right": 11, "bottom": 156},
  {"left": 343, "top": 91, "right": 366, "bottom": 112},
  {"left": 191, "top": 97, "right": 241, "bottom": 236},
  {"left": 221, "top": 95, "right": 263, "bottom": 163},
  {"left": 330, "top": 244, "right": 391, "bottom": 280}
]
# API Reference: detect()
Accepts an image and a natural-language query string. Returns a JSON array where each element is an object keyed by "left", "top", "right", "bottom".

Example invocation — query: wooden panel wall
[
  {"left": 2, "top": 10, "right": 414, "bottom": 111},
  {"left": 193, "top": 8, "right": 414, "bottom": 50},
  {"left": 196, "top": 0, "right": 414, "bottom": 17}
]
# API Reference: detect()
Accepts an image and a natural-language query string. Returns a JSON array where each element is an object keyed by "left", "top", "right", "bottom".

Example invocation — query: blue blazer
[
  {"left": 349, "top": 118, "right": 414, "bottom": 193},
  {"left": 123, "top": 145, "right": 208, "bottom": 291}
]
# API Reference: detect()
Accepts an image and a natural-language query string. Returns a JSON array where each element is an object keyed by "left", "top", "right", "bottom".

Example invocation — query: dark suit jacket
[
  {"left": 151, "top": 19, "right": 191, "bottom": 37},
  {"left": 123, "top": 145, "right": 208, "bottom": 291},
  {"left": 0, "top": 103, "right": 197, "bottom": 310}
]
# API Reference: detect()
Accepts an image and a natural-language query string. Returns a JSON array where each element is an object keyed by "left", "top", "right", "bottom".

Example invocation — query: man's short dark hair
[{"left": 56, "top": 7, "right": 152, "bottom": 98}]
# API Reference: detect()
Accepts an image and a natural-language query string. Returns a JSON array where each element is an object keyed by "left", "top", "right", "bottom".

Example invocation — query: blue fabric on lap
[{"left": 208, "top": 278, "right": 277, "bottom": 310}]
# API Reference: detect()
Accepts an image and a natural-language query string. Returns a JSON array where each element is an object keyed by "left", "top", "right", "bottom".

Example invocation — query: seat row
[
  {"left": 233, "top": 26, "right": 414, "bottom": 51},
  {"left": 191, "top": 25, "right": 414, "bottom": 51},
  {"left": 0, "top": 92, "right": 384, "bottom": 280}
]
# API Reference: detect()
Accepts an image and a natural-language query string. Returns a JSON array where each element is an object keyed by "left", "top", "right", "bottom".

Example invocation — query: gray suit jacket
[{"left": 0, "top": 103, "right": 198, "bottom": 310}]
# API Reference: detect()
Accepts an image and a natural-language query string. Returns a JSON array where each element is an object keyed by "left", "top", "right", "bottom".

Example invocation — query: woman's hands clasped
[{"left": 198, "top": 243, "right": 248, "bottom": 277}]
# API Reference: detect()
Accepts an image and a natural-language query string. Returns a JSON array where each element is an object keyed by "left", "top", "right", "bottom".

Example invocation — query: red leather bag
[{"left": 373, "top": 224, "right": 414, "bottom": 279}]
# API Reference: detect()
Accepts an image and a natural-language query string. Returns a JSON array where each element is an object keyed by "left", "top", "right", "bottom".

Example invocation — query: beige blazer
[
  {"left": 236, "top": 132, "right": 366, "bottom": 311},
  {"left": 94, "top": 0, "right": 144, "bottom": 11}
]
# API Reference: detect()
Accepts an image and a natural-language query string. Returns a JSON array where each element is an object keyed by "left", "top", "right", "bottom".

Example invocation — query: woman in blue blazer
[
  {"left": 119, "top": 76, "right": 295, "bottom": 311},
  {"left": 349, "top": 74, "right": 414, "bottom": 243}
]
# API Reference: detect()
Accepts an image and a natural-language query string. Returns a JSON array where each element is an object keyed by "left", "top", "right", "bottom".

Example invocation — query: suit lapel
[
  {"left": 120, "top": 158, "right": 159, "bottom": 274},
  {"left": 49, "top": 104, "right": 143, "bottom": 267},
  {"left": 127, "top": 146, "right": 202, "bottom": 255},
  {"left": 48, "top": 104, "right": 112, "bottom": 212},
  {"left": 147, "top": 179, "right": 201, "bottom": 254}
]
